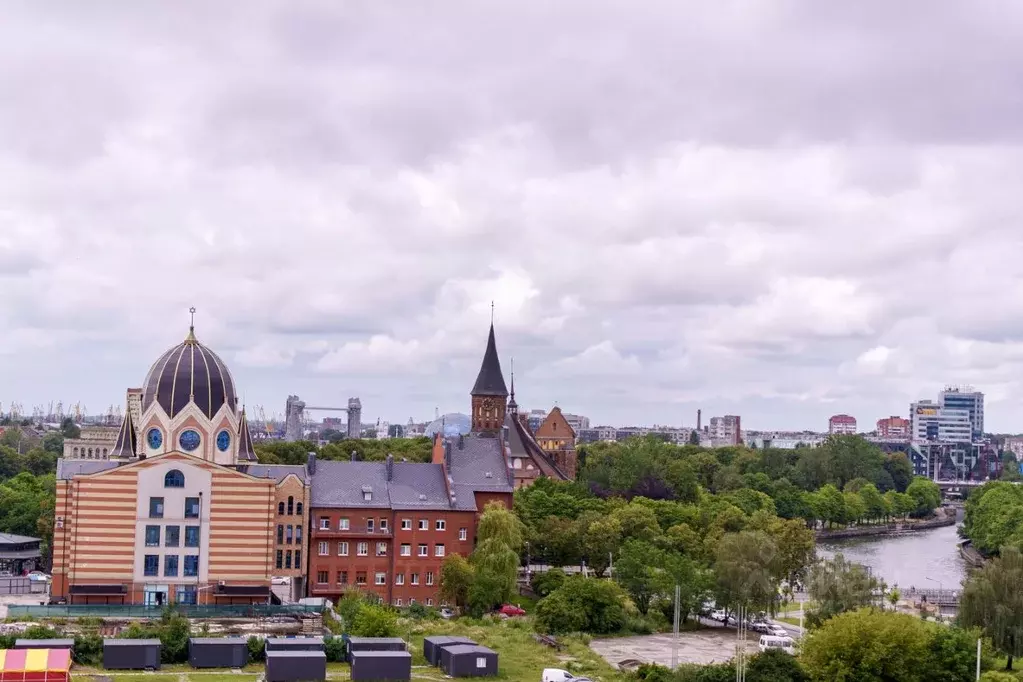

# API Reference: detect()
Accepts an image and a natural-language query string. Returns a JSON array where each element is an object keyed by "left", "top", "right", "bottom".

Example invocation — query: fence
[
  {"left": 7, "top": 603, "right": 324, "bottom": 618},
  {"left": 0, "top": 577, "right": 35, "bottom": 595}
]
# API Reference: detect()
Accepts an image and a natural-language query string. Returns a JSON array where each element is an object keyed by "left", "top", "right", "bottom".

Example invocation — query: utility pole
[
  {"left": 976, "top": 638, "right": 981, "bottom": 681},
  {"left": 671, "top": 584, "right": 680, "bottom": 669}
]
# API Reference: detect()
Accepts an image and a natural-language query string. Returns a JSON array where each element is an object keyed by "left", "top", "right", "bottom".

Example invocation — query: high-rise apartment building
[
  {"left": 828, "top": 414, "right": 857, "bottom": 435},
  {"left": 910, "top": 400, "right": 972, "bottom": 443},
  {"left": 939, "top": 387, "right": 984, "bottom": 440},
  {"left": 709, "top": 415, "right": 742, "bottom": 446},
  {"left": 876, "top": 416, "right": 911, "bottom": 439}
]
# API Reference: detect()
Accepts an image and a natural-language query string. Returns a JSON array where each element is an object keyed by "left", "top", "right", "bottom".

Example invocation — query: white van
[
  {"left": 758, "top": 635, "right": 795, "bottom": 655},
  {"left": 543, "top": 669, "right": 592, "bottom": 682}
]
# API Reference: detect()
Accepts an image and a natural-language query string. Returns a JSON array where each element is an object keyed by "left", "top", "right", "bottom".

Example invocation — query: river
[{"left": 817, "top": 512, "right": 967, "bottom": 591}]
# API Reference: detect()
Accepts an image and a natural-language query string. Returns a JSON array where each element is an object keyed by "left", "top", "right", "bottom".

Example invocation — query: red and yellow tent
[{"left": 0, "top": 649, "right": 71, "bottom": 682}]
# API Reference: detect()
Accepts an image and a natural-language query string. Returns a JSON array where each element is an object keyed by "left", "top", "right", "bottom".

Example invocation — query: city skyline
[{"left": 5, "top": 4, "right": 1023, "bottom": 431}]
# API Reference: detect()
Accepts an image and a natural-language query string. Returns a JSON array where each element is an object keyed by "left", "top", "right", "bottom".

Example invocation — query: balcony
[{"left": 313, "top": 525, "right": 391, "bottom": 538}]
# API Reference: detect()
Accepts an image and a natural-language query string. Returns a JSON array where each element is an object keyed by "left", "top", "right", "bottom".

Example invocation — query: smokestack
[
  {"left": 697, "top": 409, "right": 702, "bottom": 431},
  {"left": 386, "top": 454, "right": 394, "bottom": 481},
  {"left": 306, "top": 452, "right": 317, "bottom": 475},
  {"left": 458, "top": 434, "right": 465, "bottom": 450}
]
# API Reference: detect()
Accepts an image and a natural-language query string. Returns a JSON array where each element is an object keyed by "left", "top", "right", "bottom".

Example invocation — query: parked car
[
  {"left": 767, "top": 625, "right": 789, "bottom": 638},
  {"left": 758, "top": 635, "right": 796, "bottom": 655},
  {"left": 439, "top": 607, "right": 456, "bottom": 619},
  {"left": 499, "top": 603, "right": 526, "bottom": 617},
  {"left": 710, "top": 609, "right": 732, "bottom": 625},
  {"left": 749, "top": 622, "right": 773, "bottom": 634},
  {"left": 543, "top": 669, "right": 592, "bottom": 682},
  {"left": 27, "top": 571, "right": 51, "bottom": 583},
  {"left": 271, "top": 576, "right": 291, "bottom": 585}
]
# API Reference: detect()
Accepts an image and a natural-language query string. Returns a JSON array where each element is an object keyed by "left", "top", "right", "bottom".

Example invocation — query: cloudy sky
[{"left": 3, "top": 1, "right": 1023, "bottom": 432}]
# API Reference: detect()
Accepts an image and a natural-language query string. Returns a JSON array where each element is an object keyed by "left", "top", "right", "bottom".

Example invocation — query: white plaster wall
[{"left": 133, "top": 460, "right": 212, "bottom": 583}]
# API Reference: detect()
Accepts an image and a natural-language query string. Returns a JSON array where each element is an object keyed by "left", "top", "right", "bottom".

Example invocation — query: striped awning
[{"left": 0, "top": 648, "right": 72, "bottom": 673}]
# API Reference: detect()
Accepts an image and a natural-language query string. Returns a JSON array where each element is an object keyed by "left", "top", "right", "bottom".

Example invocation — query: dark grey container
[
  {"left": 265, "top": 650, "right": 327, "bottom": 682},
  {"left": 14, "top": 639, "right": 75, "bottom": 651},
  {"left": 440, "top": 644, "right": 499, "bottom": 677},
  {"left": 103, "top": 638, "right": 162, "bottom": 670},
  {"left": 349, "top": 650, "right": 412, "bottom": 682},
  {"left": 188, "top": 637, "right": 249, "bottom": 668},
  {"left": 423, "top": 636, "right": 476, "bottom": 666},
  {"left": 346, "top": 636, "right": 406, "bottom": 659},
  {"left": 265, "top": 637, "right": 325, "bottom": 652}
]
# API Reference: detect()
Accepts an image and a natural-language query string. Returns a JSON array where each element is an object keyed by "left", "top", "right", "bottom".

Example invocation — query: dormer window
[{"left": 362, "top": 486, "right": 373, "bottom": 502}]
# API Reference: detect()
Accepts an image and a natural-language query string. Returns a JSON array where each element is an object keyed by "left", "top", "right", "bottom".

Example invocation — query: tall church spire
[
  {"left": 508, "top": 358, "right": 518, "bottom": 414},
  {"left": 471, "top": 323, "right": 508, "bottom": 397}
]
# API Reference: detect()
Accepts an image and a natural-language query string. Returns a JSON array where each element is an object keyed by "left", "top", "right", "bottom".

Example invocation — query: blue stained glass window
[
  {"left": 216, "top": 430, "right": 230, "bottom": 452},
  {"left": 179, "top": 430, "right": 201, "bottom": 452},
  {"left": 147, "top": 428, "right": 163, "bottom": 449},
  {"left": 164, "top": 470, "right": 184, "bottom": 488}
]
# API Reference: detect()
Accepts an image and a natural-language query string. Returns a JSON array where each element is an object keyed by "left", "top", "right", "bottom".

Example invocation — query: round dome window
[
  {"left": 179, "top": 430, "right": 201, "bottom": 452},
  {"left": 147, "top": 428, "right": 163, "bottom": 450},
  {"left": 216, "top": 430, "right": 231, "bottom": 452}
]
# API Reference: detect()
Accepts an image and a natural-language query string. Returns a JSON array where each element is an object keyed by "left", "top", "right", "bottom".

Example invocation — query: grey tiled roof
[
  {"left": 109, "top": 410, "right": 137, "bottom": 459},
  {"left": 0, "top": 532, "right": 41, "bottom": 544},
  {"left": 447, "top": 435, "right": 513, "bottom": 491},
  {"left": 56, "top": 459, "right": 120, "bottom": 480},
  {"left": 237, "top": 464, "right": 308, "bottom": 484},
  {"left": 310, "top": 461, "right": 453, "bottom": 510},
  {"left": 505, "top": 414, "right": 568, "bottom": 480}
]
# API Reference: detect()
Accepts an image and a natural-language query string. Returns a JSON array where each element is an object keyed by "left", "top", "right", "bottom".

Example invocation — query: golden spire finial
[{"left": 185, "top": 306, "right": 197, "bottom": 342}]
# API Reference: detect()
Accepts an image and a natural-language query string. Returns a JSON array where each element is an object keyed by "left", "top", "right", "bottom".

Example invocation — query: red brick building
[
  {"left": 876, "top": 416, "right": 911, "bottom": 439},
  {"left": 306, "top": 322, "right": 569, "bottom": 605}
]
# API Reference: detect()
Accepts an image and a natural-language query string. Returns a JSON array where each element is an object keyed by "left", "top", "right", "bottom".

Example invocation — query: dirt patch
[{"left": 590, "top": 629, "right": 757, "bottom": 667}]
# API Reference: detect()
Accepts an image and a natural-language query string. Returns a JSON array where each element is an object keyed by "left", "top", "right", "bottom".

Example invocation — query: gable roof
[
  {"left": 471, "top": 324, "right": 508, "bottom": 397},
  {"left": 505, "top": 414, "right": 569, "bottom": 480},
  {"left": 535, "top": 406, "right": 576, "bottom": 440},
  {"left": 237, "top": 464, "right": 308, "bottom": 484},
  {"left": 57, "top": 459, "right": 119, "bottom": 480}
]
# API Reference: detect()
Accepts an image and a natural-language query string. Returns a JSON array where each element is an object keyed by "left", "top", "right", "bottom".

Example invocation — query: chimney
[
  {"left": 458, "top": 434, "right": 465, "bottom": 450},
  {"left": 350, "top": 450, "right": 358, "bottom": 462},
  {"left": 386, "top": 454, "right": 394, "bottom": 481},
  {"left": 306, "top": 452, "right": 317, "bottom": 475},
  {"left": 697, "top": 409, "right": 702, "bottom": 431},
  {"left": 444, "top": 440, "right": 452, "bottom": 470}
]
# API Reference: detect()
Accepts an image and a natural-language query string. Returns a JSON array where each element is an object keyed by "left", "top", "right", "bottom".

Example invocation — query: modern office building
[
  {"left": 828, "top": 414, "right": 857, "bottom": 435},
  {"left": 52, "top": 319, "right": 310, "bottom": 605},
  {"left": 910, "top": 400, "right": 972, "bottom": 443},
  {"left": 939, "top": 387, "right": 985, "bottom": 440}
]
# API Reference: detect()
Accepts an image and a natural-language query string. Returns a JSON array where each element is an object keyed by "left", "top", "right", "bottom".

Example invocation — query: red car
[{"left": 499, "top": 604, "right": 526, "bottom": 617}]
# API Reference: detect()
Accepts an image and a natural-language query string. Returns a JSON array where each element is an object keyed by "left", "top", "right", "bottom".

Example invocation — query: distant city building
[
  {"left": 126, "top": 388, "right": 143, "bottom": 440},
  {"left": 828, "top": 414, "right": 857, "bottom": 435},
  {"left": 876, "top": 416, "right": 911, "bottom": 439},
  {"left": 1003, "top": 436, "right": 1023, "bottom": 460},
  {"left": 910, "top": 400, "right": 972, "bottom": 443},
  {"left": 745, "top": 431, "right": 828, "bottom": 449},
  {"left": 62, "top": 425, "right": 119, "bottom": 459},
  {"left": 709, "top": 415, "right": 742, "bottom": 447},
  {"left": 939, "top": 387, "right": 984, "bottom": 440},
  {"left": 561, "top": 413, "right": 590, "bottom": 433}
]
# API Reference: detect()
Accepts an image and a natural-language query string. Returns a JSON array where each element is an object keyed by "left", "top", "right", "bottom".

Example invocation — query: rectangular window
[
  {"left": 164, "top": 555, "right": 179, "bottom": 577},
  {"left": 338, "top": 571, "right": 348, "bottom": 584},
  {"left": 435, "top": 544, "right": 445, "bottom": 557},
  {"left": 476, "top": 657, "right": 486, "bottom": 668},
  {"left": 436, "top": 519, "right": 446, "bottom": 531},
  {"left": 340, "top": 518, "right": 350, "bottom": 530},
  {"left": 143, "top": 555, "right": 159, "bottom": 577},
  {"left": 363, "top": 491, "right": 372, "bottom": 501},
  {"left": 459, "top": 528, "right": 468, "bottom": 541},
  {"left": 375, "top": 572, "right": 386, "bottom": 585},
  {"left": 318, "top": 541, "right": 329, "bottom": 556},
  {"left": 411, "top": 573, "right": 420, "bottom": 586},
  {"left": 380, "top": 518, "right": 388, "bottom": 531},
  {"left": 418, "top": 519, "right": 428, "bottom": 531},
  {"left": 377, "top": 542, "right": 387, "bottom": 556},
  {"left": 400, "top": 544, "right": 411, "bottom": 557},
  {"left": 338, "top": 541, "right": 349, "bottom": 556},
  {"left": 401, "top": 519, "right": 412, "bottom": 530},
  {"left": 356, "top": 571, "right": 367, "bottom": 585},
  {"left": 185, "top": 526, "right": 200, "bottom": 548},
  {"left": 295, "top": 550, "right": 301, "bottom": 567},
  {"left": 176, "top": 586, "right": 197, "bottom": 605},
  {"left": 426, "top": 598, "right": 433, "bottom": 607},
  {"left": 357, "top": 542, "right": 368, "bottom": 556},
  {"left": 426, "top": 571, "right": 434, "bottom": 586},
  {"left": 319, "top": 517, "right": 330, "bottom": 530},
  {"left": 367, "top": 519, "right": 375, "bottom": 533},
  {"left": 276, "top": 550, "right": 283, "bottom": 569},
  {"left": 286, "top": 525, "right": 293, "bottom": 544},
  {"left": 285, "top": 551, "right": 293, "bottom": 569},
  {"left": 296, "top": 525, "right": 303, "bottom": 544},
  {"left": 277, "top": 525, "right": 284, "bottom": 544},
  {"left": 418, "top": 544, "right": 428, "bottom": 557},
  {"left": 145, "top": 525, "right": 160, "bottom": 547},
  {"left": 395, "top": 573, "right": 405, "bottom": 585},
  {"left": 165, "top": 525, "right": 180, "bottom": 547},
  {"left": 149, "top": 497, "right": 164, "bottom": 518},
  {"left": 317, "top": 571, "right": 329, "bottom": 584},
  {"left": 409, "top": 598, "right": 416, "bottom": 605},
  {"left": 184, "top": 497, "right": 200, "bottom": 519},
  {"left": 183, "top": 555, "right": 199, "bottom": 577},
  {"left": 395, "top": 598, "right": 402, "bottom": 606}
]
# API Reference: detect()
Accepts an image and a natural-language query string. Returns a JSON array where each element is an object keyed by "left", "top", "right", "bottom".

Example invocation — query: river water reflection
[{"left": 816, "top": 514, "right": 967, "bottom": 591}]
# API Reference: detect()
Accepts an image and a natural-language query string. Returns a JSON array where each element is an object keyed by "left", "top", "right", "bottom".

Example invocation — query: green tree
[
  {"left": 884, "top": 453, "right": 915, "bottom": 493},
  {"left": 468, "top": 502, "right": 521, "bottom": 615},
  {"left": 960, "top": 546, "right": 1023, "bottom": 670},
  {"left": 613, "top": 539, "right": 663, "bottom": 614},
  {"left": 805, "top": 554, "right": 880, "bottom": 626},
  {"left": 714, "top": 530, "right": 780, "bottom": 616},
  {"left": 534, "top": 575, "right": 627, "bottom": 634},
  {"left": 439, "top": 553, "right": 474, "bottom": 610},
  {"left": 350, "top": 604, "right": 398, "bottom": 637},
  {"left": 906, "top": 477, "right": 942, "bottom": 517},
  {"left": 857, "top": 483, "right": 887, "bottom": 523},
  {"left": 746, "top": 648, "right": 809, "bottom": 682}
]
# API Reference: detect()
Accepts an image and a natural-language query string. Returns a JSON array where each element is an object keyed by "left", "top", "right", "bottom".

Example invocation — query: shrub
[
  {"left": 351, "top": 604, "right": 399, "bottom": 637},
  {"left": 157, "top": 611, "right": 191, "bottom": 664},
  {"left": 745, "top": 648, "right": 808, "bottom": 682},
  {"left": 535, "top": 576, "right": 627, "bottom": 634},
  {"left": 247, "top": 636, "right": 266, "bottom": 663},
  {"left": 73, "top": 634, "right": 103, "bottom": 666},
  {"left": 531, "top": 569, "right": 567, "bottom": 598},
  {"left": 21, "top": 625, "right": 61, "bottom": 640},
  {"left": 406, "top": 602, "right": 439, "bottom": 620},
  {"left": 0, "top": 635, "right": 15, "bottom": 650},
  {"left": 323, "top": 635, "right": 346, "bottom": 662},
  {"left": 980, "top": 673, "right": 1016, "bottom": 682}
]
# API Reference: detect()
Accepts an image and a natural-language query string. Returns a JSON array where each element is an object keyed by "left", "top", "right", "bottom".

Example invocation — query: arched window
[
  {"left": 278, "top": 502, "right": 285, "bottom": 516},
  {"left": 88, "top": 448, "right": 93, "bottom": 457},
  {"left": 72, "top": 447, "right": 78, "bottom": 457},
  {"left": 296, "top": 502, "right": 303, "bottom": 515},
  {"left": 287, "top": 496, "right": 294, "bottom": 515},
  {"left": 164, "top": 470, "right": 185, "bottom": 488}
]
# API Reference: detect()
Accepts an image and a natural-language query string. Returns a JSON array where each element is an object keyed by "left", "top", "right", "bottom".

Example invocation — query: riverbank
[
  {"left": 815, "top": 506, "right": 956, "bottom": 540},
  {"left": 958, "top": 539, "right": 986, "bottom": 568}
]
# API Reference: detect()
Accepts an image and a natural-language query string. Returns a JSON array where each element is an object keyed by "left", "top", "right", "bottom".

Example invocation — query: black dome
[{"left": 142, "top": 328, "right": 238, "bottom": 419}]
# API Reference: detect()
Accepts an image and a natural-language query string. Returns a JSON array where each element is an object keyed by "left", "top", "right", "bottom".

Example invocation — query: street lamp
[{"left": 925, "top": 576, "right": 943, "bottom": 619}]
